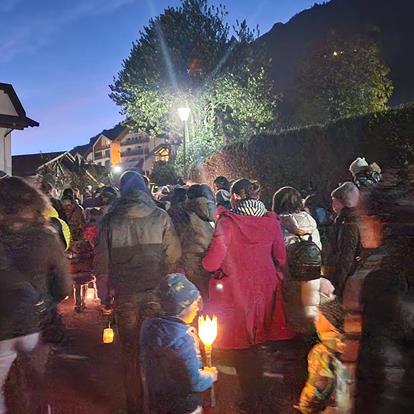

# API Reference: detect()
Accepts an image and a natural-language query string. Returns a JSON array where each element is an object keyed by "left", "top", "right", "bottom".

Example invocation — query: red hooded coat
[{"left": 202, "top": 209, "right": 295, "bottom": 349}]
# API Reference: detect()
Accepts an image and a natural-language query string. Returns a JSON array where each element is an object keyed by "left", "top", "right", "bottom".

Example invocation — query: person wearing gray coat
[{"left": 94, "top": 171, "right": 181, "bottom": 414}]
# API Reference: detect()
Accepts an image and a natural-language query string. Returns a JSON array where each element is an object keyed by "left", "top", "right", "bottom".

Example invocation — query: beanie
[
  {"left": 319, "top": 300, "right": 345, "bottom": 333},
  {"left": 119, "top": 171, "right": 148, "bottom": 196},
  {"left": 349, "top": 157, "right": 369, "bottom": 176},
  {"left": 158, "top": 273, "right": 200, "bottom": 316}
]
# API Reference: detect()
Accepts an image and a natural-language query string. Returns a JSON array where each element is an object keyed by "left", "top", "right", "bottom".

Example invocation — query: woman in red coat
[{"left": 202, "top": 179, "right": 294, "bottom": 412}]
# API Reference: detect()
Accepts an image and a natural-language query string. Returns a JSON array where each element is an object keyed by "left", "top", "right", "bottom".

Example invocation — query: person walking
[
  {"left": 325, "top": 182, "right": 361, "bottom": 299},
  {"left": 202, "top": 178, "right": 294, "bottom": 413},
  {"left": 180, "top": 184, "right": 216, "bottom": 299},
  {"left": 95, "top": 170, "right": 181, "bottom": 414},
  {"left": 0, "top": 177, "right": 72, "bottom": 414}
]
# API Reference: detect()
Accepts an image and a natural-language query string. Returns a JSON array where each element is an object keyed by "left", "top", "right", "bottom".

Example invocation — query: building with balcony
[{"left": 71, "top": 124, "right": 179, "bottom": 175}]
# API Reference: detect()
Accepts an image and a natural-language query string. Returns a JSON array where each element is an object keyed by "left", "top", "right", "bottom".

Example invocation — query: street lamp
[
  {"left": 178, "top": 106, "right": 190, "bottom": 177},
  {"left": 112, "top": 165, "right": 122, "bottom": 174}
]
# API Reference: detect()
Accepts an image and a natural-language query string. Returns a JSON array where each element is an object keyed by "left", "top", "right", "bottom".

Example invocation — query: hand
[{"left": 203, "top": 366, "right": 218, "bottom": 382}]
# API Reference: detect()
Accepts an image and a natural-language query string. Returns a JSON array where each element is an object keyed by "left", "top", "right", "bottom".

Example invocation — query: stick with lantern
[{"left": 198, "top": 315, "right": 218, "bottom": 407}]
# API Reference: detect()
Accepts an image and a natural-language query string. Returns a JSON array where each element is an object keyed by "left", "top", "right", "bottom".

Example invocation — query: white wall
[{"left": 0, "top": 128, "right": 12, "bottom": 175}]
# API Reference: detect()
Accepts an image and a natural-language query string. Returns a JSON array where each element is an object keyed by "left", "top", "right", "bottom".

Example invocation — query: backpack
[{"left": 287, "top": 234, "right": 322, "bottom": 281}]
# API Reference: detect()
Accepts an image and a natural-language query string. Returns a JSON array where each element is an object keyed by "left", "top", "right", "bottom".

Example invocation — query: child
[
  {"left": 295, "top": 300, "right": 350, "bottom": 414},
  {"left": 141, "top": 273, "right": 218, "bottom": 414}
]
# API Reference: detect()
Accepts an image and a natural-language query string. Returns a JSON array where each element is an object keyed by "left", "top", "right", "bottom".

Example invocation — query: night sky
[{"left": 1, "top": 0, "right": 316, "bottom": 155}]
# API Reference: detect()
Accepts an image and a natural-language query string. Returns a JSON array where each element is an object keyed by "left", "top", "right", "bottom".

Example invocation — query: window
[{"left": 105, "top": 150, "right": 110, "bottom": 157}]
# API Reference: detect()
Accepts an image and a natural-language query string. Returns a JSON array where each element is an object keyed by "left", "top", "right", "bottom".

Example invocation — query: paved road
[{"left": 6, "top": 298, "right": 308, "bottom": 413}]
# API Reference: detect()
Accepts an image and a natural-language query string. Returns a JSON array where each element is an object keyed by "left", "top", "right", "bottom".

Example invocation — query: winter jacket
[
  {"left": 280, "top": 211, "right": 322, "bottom": 333},
  {"left": 94, "top": 191, "right": 181, "bottom": 297},
  {"left": 168, "top": 202, "right": 190, "bottom": 238},
  {"left": 48, "top": 207, "right": 71, "bottom": 250},
  {"left": 325, "top": 207, "right": 361, "bottom": 299},
  {"left": 141, "top": 316, "right": 213, "bottom": 414},
  {"left": 297, "top": 330, "right": 348, "bottom": 414},
  {"left": 0, "top": 225, "right": 72, "bottom": 341},
  {"left": 63, "top": 200, "right": 85, "bottom": 242},
  {"left": 202, "top": 208, "right": 294, "bottom": 349},
  {"left": 279, "top": 211, "right": 321, "bottom": 250},
  {"left": 180, "top": 197, "right": 215, "bottom": 298}
]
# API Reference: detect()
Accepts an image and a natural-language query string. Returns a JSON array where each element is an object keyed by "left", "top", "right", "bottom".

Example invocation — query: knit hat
[
  {"left": 349, "top": 157, "right": 369, "bottom": 176},
  {"left": 319, "top": 300, "right": 345, "bottom": 333},
  {"left": 158, "top": 273, "right": 200, "bottom": 316},
  {"left": 119, "top": 171, "right": 148, "bottom": 195}
]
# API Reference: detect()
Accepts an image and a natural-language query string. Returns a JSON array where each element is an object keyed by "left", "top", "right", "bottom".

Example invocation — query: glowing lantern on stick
[
  {"left": 103, "top": 322, "right": 114, "bottom": 344},
  {"left": 198, "top": 315, "right": 218, "bottom": 406}
]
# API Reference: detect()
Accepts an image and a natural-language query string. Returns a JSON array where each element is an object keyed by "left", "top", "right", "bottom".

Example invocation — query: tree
[
  {"left": 110, "top": 0, "right": 278, "bottom": 176},
  {"left": 285, "top": 35, "right": 394, "bottom": 126},
  {"left": 150, "top": 161, "right": 179, "bottom": 186}
]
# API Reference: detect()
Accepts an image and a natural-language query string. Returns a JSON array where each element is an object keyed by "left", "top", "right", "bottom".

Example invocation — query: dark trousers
[
  {"left": 115, "top": 291, "right": 153, "bottom": 414},
  {"left": 232, "top": 347, "right": 264, "bottom": 411}
]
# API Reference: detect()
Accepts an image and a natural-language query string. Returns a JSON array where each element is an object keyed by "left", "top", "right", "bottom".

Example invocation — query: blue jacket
[{"left": 141, "top": 316, "right": 213, "bottom": 414}]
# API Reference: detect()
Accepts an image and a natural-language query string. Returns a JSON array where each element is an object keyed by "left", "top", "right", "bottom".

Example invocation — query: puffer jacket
[
  {"left": 280, "top": 211, "right": 322, "bottom": 332},
  {"left": 279, "top": 211, "right": 321, "bottom": 249},
  {"left": 141, "top": 316, "right": 213, "bottom": 414},
  {"left": 0, "top": 225, "right": 72, "bottom": 341},
  {"left": 180, "top": 197, "right": 215, "bottom": 298},
  {"left": 94, "top": 191, "right": 181, "bottom": 296},
  {"left": 297, "top": 329, "right": 348, "bottom": 414}
]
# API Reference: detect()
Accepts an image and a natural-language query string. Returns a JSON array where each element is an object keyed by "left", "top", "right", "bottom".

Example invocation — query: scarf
[{"left": 232, "top": 199, "right": 267, "bottom": 217}]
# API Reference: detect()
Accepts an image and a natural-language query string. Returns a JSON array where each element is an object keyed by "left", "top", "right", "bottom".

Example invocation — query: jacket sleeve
[
  {"left": 333, "top": 222, "right": 360, "bottom": 296},
  {"left": 163, "top": 214, "right": 182, "bottom": 266},
  {"left": 176, "top": 332, "right": 214, "bottom": 393},
  {"left": 202, "top": 216, "right": 231, "bottom": 273},
  {"left": 94, "top": 214, "right": 110, "bottom": 277},
  {"left": 272, "top": 219, "right": 287, "bottom": 274},
  {"left": 47, "top": 234, "right": 72, "bottom": 302}
]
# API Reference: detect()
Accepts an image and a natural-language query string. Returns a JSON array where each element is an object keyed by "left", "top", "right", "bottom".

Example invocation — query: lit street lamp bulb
[
  {"left": 112, "top": 165, "right": 122, "bottom": 174},
  {"left": 178, "top": 107, "right": 191, "bottom": 122}
]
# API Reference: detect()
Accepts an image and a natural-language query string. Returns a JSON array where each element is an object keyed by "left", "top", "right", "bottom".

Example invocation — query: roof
[
  {"left": 0, "top": 83, "right": 39, "bottom": 130},
  {"left": 70, "top": 122, "right": 128, "bottom": 156},
  {"left": 12, "top": 151, "right": 66, "bottom": 176}
]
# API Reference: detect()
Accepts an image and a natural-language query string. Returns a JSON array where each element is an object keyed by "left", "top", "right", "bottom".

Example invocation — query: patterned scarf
[{"left": 232, "top": 199, "right": 267, "bottom": 217}]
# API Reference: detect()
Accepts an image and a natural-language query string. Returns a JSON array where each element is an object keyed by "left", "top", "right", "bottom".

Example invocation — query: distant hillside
[{"left": 258, "top": 0, "right": 414, "bottom": 106}]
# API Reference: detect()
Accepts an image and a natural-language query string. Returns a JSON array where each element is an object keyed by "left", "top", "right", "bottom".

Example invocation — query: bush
[{"left": 202, "top": 105, "right": 414, "bottom": 207}]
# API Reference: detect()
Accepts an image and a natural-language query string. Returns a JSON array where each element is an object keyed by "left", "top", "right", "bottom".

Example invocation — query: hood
[
  {"left": 113, "top": 190, "right": 157, "bottom": 219},
  {"left": 185, "top": 197, "right": 216, "bottom": 222},
  {"left": 280, "top": 211, "right": 317, "bottom": 234},
  {"left": 219, "top": 209, "right": 280, "bottom": 244},
  {"left": 142, "top": 316, "right": 191, "bottom": 349}
]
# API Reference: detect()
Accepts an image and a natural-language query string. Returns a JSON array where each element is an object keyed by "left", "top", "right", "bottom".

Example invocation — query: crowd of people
[{"left": 0, "top": 155, "right": 413, "bottom": 414}]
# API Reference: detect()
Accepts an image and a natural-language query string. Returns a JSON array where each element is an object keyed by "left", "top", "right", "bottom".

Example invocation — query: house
[
  {"left": 72, "top": 124, "right": 180, "bottom": 175},
  {"left": 0, "top": 83, "right": 39, "bottom": 175},
  {"left": 12, "top": 151, "right": 101, "bottom": 190}
]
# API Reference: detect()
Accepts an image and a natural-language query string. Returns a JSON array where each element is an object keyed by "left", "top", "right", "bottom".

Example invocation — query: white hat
[{"left": 349, "top": 157, "right": 368, "bottom": 175}]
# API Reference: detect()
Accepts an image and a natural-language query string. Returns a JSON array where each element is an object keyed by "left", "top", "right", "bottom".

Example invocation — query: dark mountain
[{"left": 257, "top": 0, "right": 414, "bottom": 106}]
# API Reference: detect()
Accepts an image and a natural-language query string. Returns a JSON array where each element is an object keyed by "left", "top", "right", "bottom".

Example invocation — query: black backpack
[{"left": 287, "top": 234, "right": 322, "bottom": 281}]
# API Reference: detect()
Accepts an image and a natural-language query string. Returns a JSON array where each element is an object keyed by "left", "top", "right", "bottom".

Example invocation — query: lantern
[
  {"left": 103, "top": 323, "right": 114, "bottom": 344},
  {"left": 198, "top": 315, "right": 218, "bottom": 406}
]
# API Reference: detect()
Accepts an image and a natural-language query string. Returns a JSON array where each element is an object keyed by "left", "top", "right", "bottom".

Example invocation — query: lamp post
[{"left": 177, "top": 106, "right": 190, "bottom": 177}]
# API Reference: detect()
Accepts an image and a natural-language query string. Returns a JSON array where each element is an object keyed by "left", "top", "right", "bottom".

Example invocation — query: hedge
[{"left": 201, "top": 104, "right": 414, "bottom": 206}]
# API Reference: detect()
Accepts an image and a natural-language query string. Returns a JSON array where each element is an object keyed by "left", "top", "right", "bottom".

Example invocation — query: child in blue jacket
[{"left": 140, "top": 273, "right": 218, "bottom": 414}]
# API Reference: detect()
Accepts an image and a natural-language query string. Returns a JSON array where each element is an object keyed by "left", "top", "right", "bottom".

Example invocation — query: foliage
[
  {"left": 203, "top": 104, "right": 414, "bottom": 207},
  {"left": 285, "top": 35, "right": 394, "bottom": 127},
  {"left": 150, "top": 161, "right": 179, "bottom": 186},
  {"left": 110, "top": 0, "right": 278, "bottom": 176}
]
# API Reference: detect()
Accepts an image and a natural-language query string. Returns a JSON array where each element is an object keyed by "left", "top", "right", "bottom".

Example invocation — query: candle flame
[{"left": 198, "top": 315, "right": 218, "bottom": 346}]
